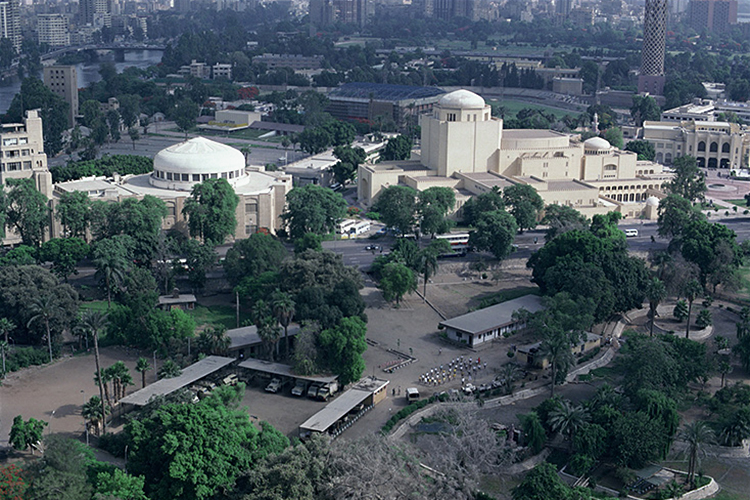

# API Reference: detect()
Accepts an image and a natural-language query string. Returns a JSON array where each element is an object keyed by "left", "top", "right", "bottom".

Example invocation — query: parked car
[
  {"left": 463, "top": 383, "right": 476, "bottom": 395},
  {"left": 265, "top": 378, "right": 282, "bottom": 393},
  {"left": 291, "top": 380, "right": 308, "bottom": 397},
  {"left": 222, "top": 374, "right": 239, "bottom": 386}
]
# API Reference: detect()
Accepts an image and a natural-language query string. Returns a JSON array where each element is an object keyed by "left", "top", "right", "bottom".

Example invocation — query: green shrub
[
  {"left": 568, "top": 454, "right": 595, "bottom": 476},
  {"left": 577, "top": 347, "right": 601, "bottom": 365},
  {"left": 5, "top": 347, "right": 49, "bottom": 372},
  {"left": 381, "top": 395, "right": 441, "bottom": 434},
  {"left": 99, "top": 432, "right": 129, "bottom": 457},
  {"left": 696, "top": 309, "right": 712, "bottom": 329}
]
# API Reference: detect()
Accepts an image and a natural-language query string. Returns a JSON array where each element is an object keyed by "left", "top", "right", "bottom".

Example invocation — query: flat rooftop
[
  {"left": 237, "top": 358, "right": 337, "bottom": 384},
  {"left": 299, "top": 378, "right": 389, "bottom": 433},
  {"left": 439, "top": 294, "right": 545, "bottom": 335},
  {"left": 457, "top": 172, "right": 514, "bottom": 188},
  {"left": 157, "top": 294, "right": 196, "bottom": 306},
  {"left": 502, "top": 129, "right": 568, "bottom": 139},
  {"left": 119, "top": 356, "right": 235, "bottom": 406},
  {"left": 227, "top": 324, "right": 300, "bottom": 349}
]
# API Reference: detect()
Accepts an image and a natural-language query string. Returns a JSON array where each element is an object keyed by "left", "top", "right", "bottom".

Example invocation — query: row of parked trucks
[{"left": 266, "top": 377, "right": 340, "bottom": 401}]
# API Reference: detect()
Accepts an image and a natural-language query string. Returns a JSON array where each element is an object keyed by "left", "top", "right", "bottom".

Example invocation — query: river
[{"left": 0, "top": 49, "right": 164, "bottom": 115}]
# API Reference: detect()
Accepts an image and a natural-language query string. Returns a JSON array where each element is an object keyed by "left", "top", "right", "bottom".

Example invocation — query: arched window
[
  {"left": 708, "top": 158, "right": 718, "bottom": 169},
  {"left": 710, "top": 142, "right": 718, "bottom": 153},
  {"left": 698, "top": 141, "right": 706, "bottom": 152},
  {"left": 665, "top": 153, "right": 672, "bottom": 164},
  {"left": 722, "top": 143, "right": 730, "bottom": 153}
]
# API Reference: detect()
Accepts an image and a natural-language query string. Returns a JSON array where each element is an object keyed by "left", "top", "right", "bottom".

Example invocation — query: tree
[
  {"left": 519, "top": 412, "right": 546, "bottom": 454},
  {"left": 624, "top": 139, "right": 656, "bottom": 161},
  {"left": 319, "top": 316, "right": 367, "bottom": 384},
  {"left": 417, "top": 187, "right": 455, "bottom": 236},
  {"left": 94, "top": 468, "right": 148, "bottom": 500},
  {"left": 541, "top": 204, "right": 588, "bottom": 241},
  {"left": 679, "top": 219, "right": 740, "bottom": 288},
  {"left": 379, "top": 262, "right": 416, "bottom": 306},
  {"left": 107, "top": 109, "right": 122, "bottom": 142},
  {"left": 372, "top": 186, "right": 417, "bottom": 236},
  {"left": 92, "top": 236, "right": 133, "bottom": 308},
  {"left": 630, "top": 95, "right": 661, "bottom": 127},
  {"left": 183, "top": 239, "right": 216, "bottom": 293},
  {"left": 9, "top": 416, "right": 46, "bottom": 454},
  {"left": 696, "top": 308, "right": 712, "bottom": 329},
  {"left": 271, "top": 291, "right": 295, "bottom": 360},
  {"left": 296, "top": 127, "right": 332, "bottom": 155},
  {"left": 674, "top": 300, "right": 688, "bottom": 322},
  {"left": 56, "top": 191, "right": 91, "bottom": 239},
  {"left": 128, "top": 126, "right": 141, "bottom": 149},
  {"left": 380, "top": 135, "right": 412, "bottom": 161},
  {"left": 461, "top": 187, "right": 505, "bottom": 227},
  {"left": 282, "top": 184, "right": 348, "bottom": 239},
  {"left": 136, "top": 357, "right": 151, "bottom": 388},
  {"left": 680, "top": 421, "right": 714, "bottom": 488},
  {"left": 173, "top": 99, "right": 199, "bottom": 139},
  {"left": 125, "top": 398, "right": 280, "bottom": 500},
  {"left": 0, "top": 463, "right": 28, "bottom": 500},
  {"left": 80, "top": 99, "right": 103, "bottom": 128},
  {"left": 6, "top": 178, "right": 50, "bottom": 248},
  {"left": 25, "top": 435, "right": 92, "bottom": 498},
  {"left": 225, "top": 233, "right": 287, "bottom": 285},
  {"left": 182, "top": 178, "right": 240, "bottom": 245},
  {"left": 158, "top": 359, "right": 182, "bottom": 379},
  {"left": 603, "top": 127, "right": 624, "bottom": 149},
  {"left": 683, "top": 279, "right": 702, "bottom": 339},
  {"left": 667, "top": 156, "right": 706, "bottom": 202},
  {"left": 331, "top": 145, "right": 366, "bottom": 185},
  {"left": 539, "top": 332, "right": 573, "bottom": 397},
  {"left": 512, "top": 463, "right": 572, "bottom": 500},
  {"left": 39, "top": 237, "right": 89, "bottom": 282},
  {"left": 657, "top": 193, "right": 704, "bottom": 238},
  {"left": 82, "top": 395, "right": 109, "bottom": 436},
  {"left": 548, "top": 400, "right": 590, "bottom": 450},
  {"left": 504, "top": 184, "right": 544, "bottom": 233},
  {"left": 469, "top": 210, "right": 518, "bottom": 260},
  {"left": 416, "top": 240, "right": 451, "bottom": 300},
  {"left": 646, "top": 277, "right": 667, "bottom": 337},
  {"left": 78, "top": 309, "right": 109, "bottom": 435},
  {"left": 5, "top": 78, "right": 68, "bottom": 155},
  {"left": 27, "top": 295, "right": 62, "bottom": 363}
]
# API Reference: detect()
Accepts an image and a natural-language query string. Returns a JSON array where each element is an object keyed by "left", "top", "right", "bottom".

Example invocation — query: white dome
[
  {"left": 438, "top": 89, "right": 486, "bottom": 109},
  {"left": 150, "top": 137, "right": 247, "bottom": 191},
  {"left": 646, "top": 196, "right": 660, "bottom": 207},
  {"left": 584, "top": 136, "right": 612, "bottom": 151}
]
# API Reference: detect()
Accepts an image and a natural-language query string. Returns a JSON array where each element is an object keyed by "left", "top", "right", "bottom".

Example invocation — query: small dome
[
  {"left": 646, "top": 196, "right": 660, "bottom": 207},
  {"left": 584, "top": 137, "right": 612, "bottom": 151},
  {"left": 438, "top": 89, "right": 486, "bottom": 109}
]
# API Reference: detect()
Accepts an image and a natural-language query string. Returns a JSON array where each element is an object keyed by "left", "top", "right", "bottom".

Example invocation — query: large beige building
[
  {"left": 55, "top": 137, "right": 291, "bottom": 240},
  {"left": 359, "top": 89, "right": 669, "bottom": 219},
  {"left": 43, "top": 65, "right": 78, "bottom": 127},
  {"left": 642, "top": 120, "right": 749, "bottom": 169}
]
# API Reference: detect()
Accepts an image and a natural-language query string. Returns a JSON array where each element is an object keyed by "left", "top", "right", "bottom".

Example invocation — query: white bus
[
  {"left": 433, "top": 232, "right": 470, "bottom": 256},
  {"left": 337, "top": 219, "right": 371, "bottom": 238}
]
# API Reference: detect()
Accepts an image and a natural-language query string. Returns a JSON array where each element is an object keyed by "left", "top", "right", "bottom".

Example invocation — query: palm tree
[
  {"left": 109, "top": 361, "right": 132, "bottom": 400},
  {"left": 497, "top": 363, "right": 522, "bottom": 395},
  {"left": 240, "top": 145, "right": 252, "bottom": 166},
  {"left": 680, "top": 421, "right": 715, "bottom": 488},
  {"left": 646, "top": 277, "right": 667, "bottom": 337},
  {"left": 27, "top": 295, "right": 63, "bottom": 363},
  {"left": 79, "top": 310, "right": 109, "bottom": 434},
  {"left": 158, "top": 359, "right": 182, "bottom": 379},
  {"left": 417, "top": 248, "right": 440, "bottom": 301},
  {"left": 135, "top": 357, "right": 152, "bottom": 388},
  {"left": 82, "top": 395, "right": 109, "bottom": 436},
  {"left": 93, "top": 252, "right": 128, "bottom": 308},
  {"left": 272, "top": 291, "right": 295, "bottom": 360},
  {"left": 539, "top": 333, "right": 573, "bottom": 398},
  {"left": 683, "top": 280, "right": 703, "bottom": 339},
  {"left": 719, "top": 360, "right": 733, "bottom": 388},
  {"left": 548, "top": 400, "right": 590, "bottom": 451},
  {"left": 258, "top": 318, "right": 282, "bottom": 362},
  {"left": 0, "top": 340, "right": 9, "bottom": 378},
  {"left": 0, "top": 317, "right": 15, "bottom": 344}
]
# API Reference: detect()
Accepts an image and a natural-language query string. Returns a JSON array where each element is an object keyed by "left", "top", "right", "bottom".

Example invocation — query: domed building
[
  {"left": 359, "top": 88, "right": 670, "bottom": 220},
  {"left": 55, "top": 137, "right": 292, "bottom": 239}
]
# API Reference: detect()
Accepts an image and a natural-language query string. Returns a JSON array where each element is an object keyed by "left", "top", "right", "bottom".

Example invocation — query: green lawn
[
  {"left": 80, "top": 300, "right": 109, "bottom": 313},
  {"left": 188, "top": 304, "right": 252, "bottom": 330},
  {"left": 726, "top": 199, "right": 749, "bottom": 207},
  {"left": 488, "top": 99, "right": 581, "bottom": 119}
]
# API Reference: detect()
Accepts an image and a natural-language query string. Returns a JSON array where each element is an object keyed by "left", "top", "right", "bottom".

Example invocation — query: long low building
[
  {"left": 438, "top": 294, "right": 545, "bottom": 348},
  {"left": 119, "top": 355, "right": 235, "bottom": 408},
  {"left": 299, "top": 377, "right": 389, "bottom": 439},
  {"left": 226, "top": 324, "right": 301, "bottom": 359},
  {"left": 237, "top": 358, "right": 337, "bottom": 385}
]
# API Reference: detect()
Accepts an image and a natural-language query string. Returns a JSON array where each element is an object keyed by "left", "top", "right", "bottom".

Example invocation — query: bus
[
  {"left": 433, "top": 232, "right": 470, "bottom": 256},
  {"left": 336, "top": 219, "right": 371, "bottom": 239}
]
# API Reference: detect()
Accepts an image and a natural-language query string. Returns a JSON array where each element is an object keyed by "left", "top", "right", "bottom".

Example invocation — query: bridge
[{"left": 41, "top": 43, "right": 166, "bottom": 62}]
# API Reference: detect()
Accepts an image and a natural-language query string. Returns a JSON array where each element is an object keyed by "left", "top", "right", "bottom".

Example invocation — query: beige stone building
[
  {"left": 359, "top": 89, "right": 669, "bottom": 219},
  {"left": 54, "top": 137, "right": 291, "bottom": 240},
  {"left": 642, "top": 120, "right": 749, "bottom": 169}
]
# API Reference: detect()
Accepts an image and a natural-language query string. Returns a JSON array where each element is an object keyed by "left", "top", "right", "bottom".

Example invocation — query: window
[
  {"left": 710, "top": 142, "right": 718, "bottom": 153},
  {"left": 22, "top": 161, "right": 31, "bottom": 169},
  {"left": 182, "top": 174, "right": 189, "bottom": 181},
  {"left": 222, "top": 172, "right": 227, "bottom": 179},
  {"left": 202, "top": 174, "right": 209, "bottom": 181},
  {"left": 3, "top": 138, "right": 17, "bottom": 146},
  {"left": 447, "top": 113, "right": 456, "bottom": 122},
  {"left": 19, "top": 138, "right": 27, "bottom": 144},
  {"left": 722, "top": 143, "right": 730, "bottom": 153},
  {"left": 604, "top": 164, "right": 617, "bottom": 171},
  {"left": 698, "top": 141, "right": 706, "bottom": 152},
  {"left": 193, "top": 174, "right": 200, "bottom": 181},
  {"left": 211, "top": 173, "right": 218, "bottom": 179},
  {"left": 166, "top": 172, "right": 173, "bottom": 180}
]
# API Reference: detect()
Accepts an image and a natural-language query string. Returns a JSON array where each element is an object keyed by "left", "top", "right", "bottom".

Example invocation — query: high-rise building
[
  {"left": 0, "top": 110, "right": 53, "bottom": 201},
  {"left": 638, "top": 0, "right": 668, "bottom": 96},
  {"left": 38, "top": 14, "right": 71, "bottom": 47},
  {"left": 555, "top": 0, "right": 572, "bottom": 23},
  {"left": 309, "top": 0, "right": 371, "bottom": 26},
  {"left": 0, "top": 0, "right": 21, "bottom": 52},
  {"left": 79, "top": 0, "right": 110, "bottom": 25},
  {"left": 687, "top": 0, "right": 737, "bottom": 33},
  {"left": 43, "top": 66, "right": 78, "bottom": 127}
]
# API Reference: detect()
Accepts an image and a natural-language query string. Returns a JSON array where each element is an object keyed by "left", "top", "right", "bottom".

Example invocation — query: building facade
[
  {"left": 0, "top": 0, "right": 21, "bottom": 52},
  {"left": 43, "top": 65, "right": 78, "bottom": 127},
  {"left": 37, "top": 14, "right": 70, "bottom": 47},
  {"left": 688, "top": 0, "right": 737, "bottom": 33},
  {"left": 638, "top": 0, "right": 668, "bottom": 95}
]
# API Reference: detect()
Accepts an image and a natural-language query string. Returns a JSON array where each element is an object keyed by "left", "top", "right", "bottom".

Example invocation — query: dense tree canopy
[
  {"left": 6, "top": 178, "right": 50, "bottom": 248},
  {"left": 379, "top": 135, "right": 413, "bottom": 161},
  {"left": 182, "top": 178, "right": 240, "bottom": 245},
  {"left": 469, "top": 210, "right": 518, "bottom": 260},
  {"left": 504, "top": 184, "right": 544, "bottom": 232},
  {"left": 282, "top": 184, "right": 348, "bottom": 239},
  {"left": 373, "top": 185, "right": 417, "bottom": 235},
  {"left": 666, "top": 156, "right": 706, "bottom": 202}
]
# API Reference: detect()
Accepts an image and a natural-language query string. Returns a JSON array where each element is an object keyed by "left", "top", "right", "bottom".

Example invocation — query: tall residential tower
[{"left": 638, "top": 0, "right": 668, "bottom": 96}]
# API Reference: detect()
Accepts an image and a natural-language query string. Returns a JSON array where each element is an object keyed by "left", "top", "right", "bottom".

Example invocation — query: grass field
[
  {"left": 79, "top": 301, "right": 251, "bottom": 331},
  {"left": 726, "top": 199, "right": 749, "bottom": 207},
  {"left": 488, "top": 99, "right": 581, "bottom": 119},
  {"left": 80, "top": 300, "right": 109, "bottom": 313}
]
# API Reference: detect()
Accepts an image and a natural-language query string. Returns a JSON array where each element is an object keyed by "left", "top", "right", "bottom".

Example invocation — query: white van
[
  {"left": 624, "top": 229, "right": 639, "bottom": 238},
  {"left": 406, "top": 387, "right": 420, "bottom": 403}
]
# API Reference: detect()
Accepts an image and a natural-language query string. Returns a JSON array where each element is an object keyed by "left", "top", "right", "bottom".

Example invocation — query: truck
[
  {"left": 291, "top": 380, "right": 308, "bottom": 397},
  {"left": 265, "top": 378, "right": 283, "bottom": 393},
  {"left": 316, "top": 381, "right": 339, "bottom": 401},
  {"left": 307, "top": 383, "right": 322, "bottom": 399}
]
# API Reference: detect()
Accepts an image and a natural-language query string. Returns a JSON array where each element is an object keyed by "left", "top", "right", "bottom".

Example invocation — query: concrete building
[
  {"left": 638, "top": 0, "right": 668, "bottom": 95},
  {"left": 688, "top": 0, "right": 737, "bottom": 33},
  {"left": 0, "top": 0, "right": 21, "bottom": 52},
  {"left": 54, "top": 137, "right": 292, "bottom": 238},
  {"left": 661, "top": 101, "right": 716, "bottom": 122},
  {"left": 309, "top": 0, "right": 371, "bottom": 26},
  {"left": 327, "top": 82, "right": 445, "bottom": 130},
  {"left": 252, "top": 54, "right": 323, "bottom": 71},
  {"left": 516, "top": 332, "right": 602, "bottom": 369},
  {"left": 79, "top": 0, "right": 111, "bottom": 26},
  {"left": 43, "top": 65, "right": 78, "bottom": 127},
  {"left": 1, "top": 110, "right": 53, "bottom": 244},
  {"left": 212, "top": 63, "right": 232, "bottom": 80},
  {"left": 37, "top": 14, "right": 70, "bottom": 47},
  {"left": 642, "top": 120, "right": 749, "bottom": 169},
  {"left": 552, "top": 77, "right": 584, "bottom": 96},
  {"left": 358, "top": 89, "right": 669, "bottom": 220},
  {"left": 439, "top": 295, "right": 545, "bottom": 348}
]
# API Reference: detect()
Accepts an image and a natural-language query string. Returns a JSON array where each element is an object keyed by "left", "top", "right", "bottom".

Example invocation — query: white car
[
  {"left": 463, "top": 383, "right": 476, "bottom": 395},
  {"left": 265, "top": 378, "right": 282, "bottom": 393}
]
